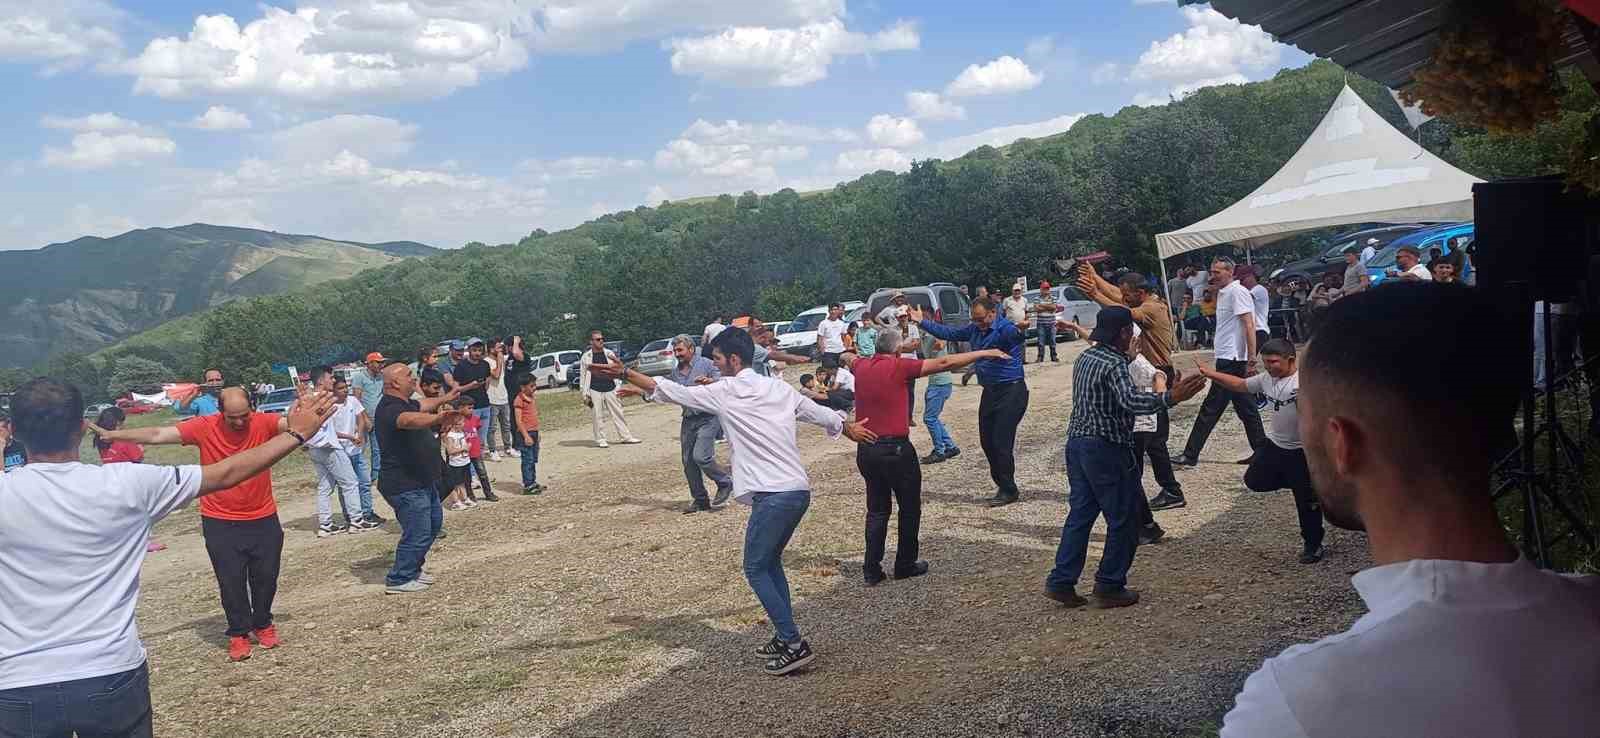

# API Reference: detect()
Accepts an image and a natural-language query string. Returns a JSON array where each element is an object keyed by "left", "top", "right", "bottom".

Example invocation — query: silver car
[{"left": 634, "top": 338, "right": 678, "bottom": 376}]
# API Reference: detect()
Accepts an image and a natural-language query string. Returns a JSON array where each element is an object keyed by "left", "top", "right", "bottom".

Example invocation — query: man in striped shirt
[{"left": 1044, "top": 306, "right": 1206, "bottom": 609}]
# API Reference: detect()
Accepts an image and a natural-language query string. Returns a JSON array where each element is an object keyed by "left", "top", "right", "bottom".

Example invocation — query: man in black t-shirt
[
  {"left": 578, "top": 329, "right": 639, "bottom": 447},
  {"left": 375, "top": 363, "right": 467, "bottom": 595},
  {"left": 452, "top": 338, "right": 492, "bottom": 451}
]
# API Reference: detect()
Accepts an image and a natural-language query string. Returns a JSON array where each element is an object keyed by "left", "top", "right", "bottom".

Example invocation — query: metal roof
[{"left": 1210, "top": 0, "right": 1597, "bottom": 88}]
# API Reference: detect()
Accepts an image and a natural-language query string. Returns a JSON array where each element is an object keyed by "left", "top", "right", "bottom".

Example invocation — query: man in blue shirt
[
  {"left": 175, "top": 368, "right": 223, "bottom": 417},
  {"left": 913, "top": 297, "right": 1030, "bottom": 507}
]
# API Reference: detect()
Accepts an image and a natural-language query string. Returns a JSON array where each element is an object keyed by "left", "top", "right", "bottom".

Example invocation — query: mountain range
[{"left": 0, "top": 224, "right": 434, "bottom": 367}]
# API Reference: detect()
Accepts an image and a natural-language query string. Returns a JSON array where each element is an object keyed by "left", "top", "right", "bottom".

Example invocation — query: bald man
[
  {"left": 374, "top": 362, "right": 470, "bottom": 594},
  {"left": 93, "top": 387, "right": 297, "bottom": 663}
]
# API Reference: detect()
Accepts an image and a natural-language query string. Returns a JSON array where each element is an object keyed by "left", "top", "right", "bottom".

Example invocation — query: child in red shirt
[
  {"left": 94, "top": 407, "right": 166, "bottom": 553},
  {"left": 460, "top": 398, "right": 495, "bottom": 503}
]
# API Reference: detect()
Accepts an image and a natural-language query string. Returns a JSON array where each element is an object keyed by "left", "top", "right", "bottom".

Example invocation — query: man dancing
[
  {"left": 593, "top": 328, "right": 875, "bottom": 676},
  {"left": 914, "top": 299, "right": 1029, "bottom": 507}
]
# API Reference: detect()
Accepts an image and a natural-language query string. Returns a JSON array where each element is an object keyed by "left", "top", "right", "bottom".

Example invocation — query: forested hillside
[{"left": 15, "top": 59, "right": 1593, "bottom": 398}]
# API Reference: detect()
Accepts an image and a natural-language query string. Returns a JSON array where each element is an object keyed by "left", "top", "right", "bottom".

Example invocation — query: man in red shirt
[
  {"left": 93, "top": 387, "right": 293, "bottom": 663},
  {"left": 851, "top": 325, "right": 1006, "bottom": 585}
]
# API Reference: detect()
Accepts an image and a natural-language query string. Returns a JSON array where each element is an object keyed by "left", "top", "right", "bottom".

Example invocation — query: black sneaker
[
  {"left": 522, "top": 484, "right": 544, "bottom": 496},
  {"left": 1148, "top": 491, "right": 1186, "bottom": 511},
  {"left": 365, "top": 512, "right": 387, "bottom": 524},
  {"left": 893, "top": 561, "right": 929, "bottom": 580},
  {"left": 682, "top": 502, "right": 712, "bottom": 515},
  {"left": 863, "top": 568, "right": 887, "bottom": 587},
  {"left": 1138, "top": 523, "right": 1165, "bottom": 545},
  {"left": 1091, "top": 587, "right": 1140, "bottom": 609},
  {"left": 1299, "top": 545, "right": 1325, "bottom": 564},
  {"left": 1044, "top": 587, "right": 1087, "bottom": 608},
  {"left": 763, "top": 640, "right": 815, "bottom": 676},
  {"left": 712, "top": 485, "right": 732, "bottom": 507},
  {"left": 920, "top": 451, "right": 946, "bottom": 465},
  {"left": 316, "top": 522, "right": 343, "bottom": 538},
  {"left": 481, "top": 491, "right": 500, "bottom": 503},
  {"left": 1170, "top": 453, "right": 1199, "bottom": 467},
  {"left": 986, "top": 494, "right": 1019, "bottom": 508},
  {"left": 942, "top": 447, "right": 960, "bottom": 460},
  {"left": 349, "top": 518, "right": 380, "bottom": 534},
  {"left": 754, "top": 635, "right": 785, "bottom": 659},
  {"left": 960, "top": 373, "right": 972, "bottom": 387}
]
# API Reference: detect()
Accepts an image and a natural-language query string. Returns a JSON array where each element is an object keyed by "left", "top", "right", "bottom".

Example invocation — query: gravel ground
[{"left": 134, "top": 342, "right": 1370, "bottom": 737}]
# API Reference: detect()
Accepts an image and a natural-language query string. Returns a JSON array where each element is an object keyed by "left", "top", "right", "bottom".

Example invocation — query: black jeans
[
  {"left": 1181, "top": 359, "right": 1266, "bottom": 459},
  {"left": 0, "top": 663, "right": 152, "bottom": 738},
  {"left": 856, "top": 438, "right": 923, "bottom": 575},
  {"left": 1141, "top": 366, "right": 1182, "bottom": 496},
  {"left": 978, "top": 380, "right": 1029, "bottom": 499},
  {"left": 202, "top": 514, "right": 284, "bottom": 637},
  {"left": 1243, "top": 443, "right": 1325, "bottom": 551}
]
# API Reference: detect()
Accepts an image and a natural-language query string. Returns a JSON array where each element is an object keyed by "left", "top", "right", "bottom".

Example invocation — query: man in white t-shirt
[
  {"left": 1239, "top": 266, "right": 1270, "bottom": 346},
  {"left": 331, "top": 375, "right": 377, "bottom": 524},
  {"left": 1185, "top": 265, "right": 1210, "bottom": 302},
  {"left": 1390, "top": 244, "right": 1433, "bottom": 282},
  {"left": 815, "top": 303, "right": 848, "bottom": 368},
  {"left": 1220, "top": 283, "right": 1600, "bottom": 738},
  {"left": 0, "top": 378, "right": 335, "bottom": 735},
  {"left": 1171, "top": 257, "right": 1267, "bottom": 476},
  {"left": 1194, "top": 339, "right": 1323, "bottom": 563},
  {"left": 702, "top": 315, "right": 727, "bottom": 347}
]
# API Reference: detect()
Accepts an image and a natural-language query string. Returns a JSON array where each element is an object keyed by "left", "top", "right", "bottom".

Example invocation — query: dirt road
[{"left": 136, "top": 343, "right": 1369, "bottom": 737}]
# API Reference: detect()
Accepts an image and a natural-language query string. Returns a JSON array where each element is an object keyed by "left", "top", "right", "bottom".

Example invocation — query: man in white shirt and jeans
[
  {"left": 1220, "top": 284, "right": 1600, "bottom": 737},
  {"left": 1171, "top": 257, "right": 1267, "bottom": 477},
  {"left": 594, "top": 328, "right": 875, "bottom": 677},
  {"left": 815, "top": 303, "right": 848, "bottom": 369},
  {"left": 0, "top": 378, "right": 335, "bottom": 737}
]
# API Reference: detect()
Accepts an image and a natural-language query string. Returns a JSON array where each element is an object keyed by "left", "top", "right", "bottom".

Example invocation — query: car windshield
[
  {"left": 264, "top": 389, "right": 296, "bottom": 404},
  {"left": 1323, "top": 237, "right": 1359, "bottom": 259},
  {"left": 642, "top": 339, "right": 669, "bottom": 352},
  {"left": 790, "top": 313, "right": 827, "bottom": 332},
  {"left": 558, "top": 352, "right": 581, "bottom": 364}
]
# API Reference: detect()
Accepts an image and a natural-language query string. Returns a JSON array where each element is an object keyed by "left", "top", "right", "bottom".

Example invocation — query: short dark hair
[
  {"left": 417, "top": 346, "right": 435, "bottom": 363},
  {"left": 710, "top": 326, "right": 755, "bottom": 367},
  {"left": 799, "top": 373, "right": 815, "bottom": 387},
  {"left": 828, "top": 302, "right": 843, "bottom": 310},
  {"left": 1260, "top": 338, "right": 1296, "bottom": 358},
  {"left": 420, "top": 369, "right": 446, "bottom": 387},
  {"left": 309, "top": 365, "right": 335, "bottom": 385},
  {"left": 516, "top": 373, "right": 535, "bottom": 389},
  {"left": 11, "top": 377, "right": 83, "bottom": 454},
  {"left": 203, "top": 367, "right": 223, "bottom": 380},
  {"left": 1117, "top": 272, "right": 1150, "bottom": 293},
  {"left": 1303, "top": 283, "right": 1517, "bottom": 480},
  {"left": 333, "top": 375, "right": 350, "bottom": 388}
]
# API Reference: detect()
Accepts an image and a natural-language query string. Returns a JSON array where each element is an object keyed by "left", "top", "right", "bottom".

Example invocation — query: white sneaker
[
  {"left": 385, "top": 580, "right": 429, "bottom": 594},
  {"left": 505, "top": 448, "right": 520, "bottom": 458},
  {"left": 417, "top": 571, "right": 436, "bottom": 585},
  {"left": 449, "top": 502, "right": 469, "bottom": 511},
  {"left": 490, "top": 451, "right": 502, "bottom": 462},
  {"left": 596, "top": 439, "right": 609, "bottom": 448},
  {"left": 622, "top": 437, "right": 642, "bottom": 445}
]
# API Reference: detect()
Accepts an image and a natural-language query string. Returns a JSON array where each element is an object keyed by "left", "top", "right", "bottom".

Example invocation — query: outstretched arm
[
  {"left": 1192, "top": 360, "right": 1250, "bottom": 394},
  {"left": 766, "top": 348, "right": 811, "bottom": 365},
  {"left": 90, "top": 424, "right": 183, "bottom": 446},
  {"left": 200, "top": 393, "right": 336, "bottom": 494},
  {"left": 909, "top": 306, "right": 972, "bottom": 343},
  {"left": 1079, "top": 265, "right": 1122, "bottom": 307},
  {"left": 918, "top": 349, "right": 1009, "bottom": 377}
]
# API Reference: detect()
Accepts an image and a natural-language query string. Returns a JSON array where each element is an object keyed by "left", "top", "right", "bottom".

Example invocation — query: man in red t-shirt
[
  {"left": 94, "top": 387, "right": 291, "bottom": 663},
  {"left": 851, "top": 325, "right": 1007, "bottom": 585}
]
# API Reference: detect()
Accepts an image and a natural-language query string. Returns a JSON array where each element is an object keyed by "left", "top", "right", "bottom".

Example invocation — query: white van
[
  {"left": 777, "top": 301, "right": 865, "bottom": 359},
  {"left": 531, "top": 350, "right": 583, "bottom": 389}
]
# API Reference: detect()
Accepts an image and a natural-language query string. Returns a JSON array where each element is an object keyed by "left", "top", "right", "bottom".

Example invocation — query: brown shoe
[
  {"left": 1044, "top": 587, "right": 1087, "bottom": 608},
  {"left": 1091, "top": 587, "right": 1140, "bottom": 609}
]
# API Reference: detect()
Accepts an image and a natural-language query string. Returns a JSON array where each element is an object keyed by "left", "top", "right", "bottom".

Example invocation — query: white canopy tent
[{"left": 1153, "top": 84, "right": 1481, "bottom": 288}]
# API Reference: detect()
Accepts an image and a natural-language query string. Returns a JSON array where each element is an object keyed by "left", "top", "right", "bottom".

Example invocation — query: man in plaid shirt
[{"left": 1045, "top": 305, "right": 1206, "bottom": 609}]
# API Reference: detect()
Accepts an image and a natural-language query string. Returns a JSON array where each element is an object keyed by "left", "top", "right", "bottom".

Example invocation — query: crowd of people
[{"left": 0, "top": 249, "right": 1596, "bottom": 735}]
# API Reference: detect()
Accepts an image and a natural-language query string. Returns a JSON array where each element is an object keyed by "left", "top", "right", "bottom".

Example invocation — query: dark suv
[{"left": 1269, "top": 225, "right": 1425, "bottom": 283}]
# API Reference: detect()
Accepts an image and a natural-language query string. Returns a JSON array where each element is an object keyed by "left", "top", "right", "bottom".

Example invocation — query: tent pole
[{"left": 1157, "top": 249, "right": 1170, "bottom": 307}]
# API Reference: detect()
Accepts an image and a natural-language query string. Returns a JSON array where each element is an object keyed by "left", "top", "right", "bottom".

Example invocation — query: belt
[{"left": 870, "top": 435, "right": 910, "bottom": 444}]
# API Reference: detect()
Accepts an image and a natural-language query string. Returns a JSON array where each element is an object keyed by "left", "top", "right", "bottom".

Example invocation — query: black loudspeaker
[{"left": 1471, "top": 176, "right": 1595, "bottom": 302}]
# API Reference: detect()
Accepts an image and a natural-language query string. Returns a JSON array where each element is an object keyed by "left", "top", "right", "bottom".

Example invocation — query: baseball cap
[
  {"left": 1397, "top": 244, "right": 1421, "bottom": 257},
  {"left": 467, "top": 337, "right": 485, "bottom": 347},
  {"left": 449, "top": 339, "right": 466, "bottom": 350},
  {"left": 1089, "top": 305, "right": 1135, "bottom": 344},
  {"left": 365, "top": 351, "right": 387, "bottom": 362}
]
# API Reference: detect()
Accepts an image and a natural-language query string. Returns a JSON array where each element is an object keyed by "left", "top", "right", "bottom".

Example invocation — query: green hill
[{"left": 0, "top": 224, "right": 435, "bottom": 368}]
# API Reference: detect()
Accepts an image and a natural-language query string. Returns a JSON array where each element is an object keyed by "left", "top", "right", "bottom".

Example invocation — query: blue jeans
[
  {"left": 743, "top": 490, "right": 810, "bottom": 644},
  {"left": 519, "top": 432, "right": 540, "bottom": 488},
  {"left": 366, "top": 429, "right": 381, "bottom": 478},
  {"left": 347, "top": 447, "right": 374, "bottom": 516},
  {"left": 0, "top": 663, "right": 152, "bottom": 737},
  {"left": 383, "top": 484, "right": 442, "bottom": 587},
  {"left": 1046, "top": 437, "right": 1141, "bottom": 593},
  {"left": 923, "top": 383, "right": 956, "bottom": 454},
  {"left": 472, "top": 407, "right": 492, "bottom": 448},
  {"left": 1036, "top": 320, "right": 1058, "bottom": 360}
]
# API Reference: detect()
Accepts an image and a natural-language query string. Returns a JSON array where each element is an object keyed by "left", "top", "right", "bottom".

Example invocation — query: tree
[{"left": 106, "top": 356, "right": 173, "bottom": 397}]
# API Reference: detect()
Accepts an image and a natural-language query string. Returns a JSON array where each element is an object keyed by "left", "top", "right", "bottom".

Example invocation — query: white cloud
[
  {"left": 519, "top": 156, "right": 646, "bottom": 181},
  {"left": 1091, "top": 62, "right": 1121, "bottom": 85},
  {"left": 40, "top": 112, "right": 144, "bottom": 132},
  {"left": 924, "top": 113, "right": 1085, "bottom": 160},
  {"left": 1131, "top": 91, "right": 1169, "bottom": 107},
  {"left": 267, "top": 115, "right": 417, "bottom": 162},
  {"left": 188, "top": 105, "right": 252, "bottom": 130},
  {"left": 126, "top": 3, "right": 532, "bottom": 103},
  {"left": 681, "top": 118, "right": 857, "bottom": 145},
  {"left": 1130, "top": 6, "right": 1280, "bottom": 82},
  {"left": 1131, "top": 73, "right": 1250, "bottom": 108},
  {"left": 41, "top": 131, "right": 177, "bottom": 170},
  {"left": 666, "top": 18, "right": 918, "bottom": 87},
  {"left": 835, "top": 148, "right": 912, "bottom": 175},
  {"left": 905, "top": 91, "right": 965, "bottom": 121},
  {"left": 653, "top": 139, "right": 776, "bottom": 181},
  {"left": 945, "top": 55, "right": 1042, "bottom": 98},
  {"left": 529, "top": 0, "right": 845, "bottom": 53},
  {"left": 645, "top": 184, "right": 671, "bottom": 204},
  {"left": 866, "top": 114, "right": 924, "bottom": 148},
  {"left": 1024, "top": 35, "right": 1055, "bottom": 61},
  {"left": 62, "top": 204, "right": 138, "bottom": 239},
  {"left": 0, "top": 0, "right": 124, "bottom": 70}
]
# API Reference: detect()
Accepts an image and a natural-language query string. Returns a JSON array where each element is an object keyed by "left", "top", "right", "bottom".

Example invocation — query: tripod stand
[{"left": 1492, "top": 295, "right": 1597, "bottom": 568}]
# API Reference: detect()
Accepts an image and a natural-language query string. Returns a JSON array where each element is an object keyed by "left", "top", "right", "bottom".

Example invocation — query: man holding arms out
[
  {"left": 1172, "top": 257, "right": 1267, "bottom": 475},
  {"left": 374, "top": 363, "right": 470, "bottom": 594},
  {"left": 815, "top": 303, "right": 848, "bottom": 369},
  {"left": 654, "top": 334, "right": 734, "bottom": 514},
  {"left": 595, "top": 328, "right": 875, "bottom": 675},
  {"left": 915, "top": 298, "right": 1030, "bottom": 507},
  {"left": 580, "top": 330, "right": 640, "bottom": 448},
  {"left": 0, "top": 379, "right": 335, "bottom": 735},
  {"left": 853, "top": 325, "right": 1007, "bottom": 585},
  {"left": 1220, "top": 284, "right": 1598, "bottom": 737}
]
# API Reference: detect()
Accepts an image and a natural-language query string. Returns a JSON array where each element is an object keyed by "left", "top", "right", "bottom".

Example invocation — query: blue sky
[{"left": 0, "top": 0, "right": 1309, "bottom": 249}]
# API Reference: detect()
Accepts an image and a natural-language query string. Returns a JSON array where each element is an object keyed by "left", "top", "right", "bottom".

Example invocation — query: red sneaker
[
  {"left": 253, "top": 625, "right": 280, "bottom": 649},
  {"left": 227, "top": 636, "right": 252, "bottom": 662}
]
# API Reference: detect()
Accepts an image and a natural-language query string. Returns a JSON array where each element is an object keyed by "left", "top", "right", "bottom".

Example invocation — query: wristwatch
[{"left": 286, "top": 429, "right": 308, "bottom": 445}]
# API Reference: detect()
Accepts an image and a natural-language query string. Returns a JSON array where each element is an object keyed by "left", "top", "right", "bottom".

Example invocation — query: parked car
[
  {"left": 258, "top": 388, "right": 298, "bottom": 415},
  {"left": 1366, "top": 222, "right": 1475, "bottom": 287},
  {"left": 863, "top": 283, "right": 971, "bottom": 333},
  {"left": 83, "top": 403, "right": 115, "bottom": 419},
  {"left": 777, "top": 301, "right": 865, "bottom": 359},
  {"left": 532, "top": 350, "right": 584, "bottom": 389},
  {"left": 1022, "top": 286, "right": 1100, "bottom": 344},
  {"left": 1269, "top": 225, "right": 1426, "bottom": 283},
  {"left": 768, "top": 320, "right": 793, "bottom": 336},
  {"left": 606, "top": 340, "right": 641, "bottom": 367},
  {"left": 635, "top": 338, "right": 678, "bottom": 376}
]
